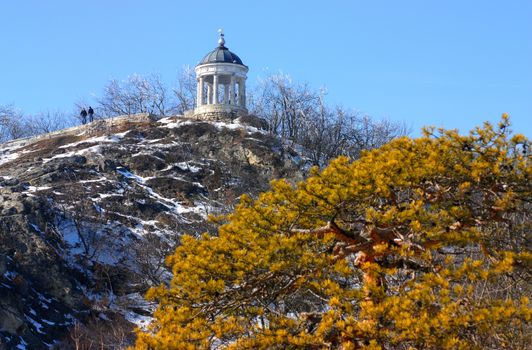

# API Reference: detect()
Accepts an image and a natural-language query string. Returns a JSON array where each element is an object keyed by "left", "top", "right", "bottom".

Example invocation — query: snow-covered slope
[{"left": 0, "top": 114, "right": 307, "bottom": 348}]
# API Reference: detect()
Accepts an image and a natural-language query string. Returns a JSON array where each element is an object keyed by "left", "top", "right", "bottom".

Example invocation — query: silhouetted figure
[
  {"left": 88, "top": 106, "right": 94, "bottom": 122},
  {"left": 80, "top": 108, "right": 88, "bottom": 124}
]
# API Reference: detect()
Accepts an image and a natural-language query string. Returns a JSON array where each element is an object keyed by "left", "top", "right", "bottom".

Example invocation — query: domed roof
[{"left": 198, "top": 32, "right": 245, "bottom": 66}]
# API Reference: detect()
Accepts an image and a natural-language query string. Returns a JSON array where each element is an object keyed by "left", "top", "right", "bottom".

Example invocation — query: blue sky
[{"left": 1, "top": 0, "right": 530, "bottom": 136}]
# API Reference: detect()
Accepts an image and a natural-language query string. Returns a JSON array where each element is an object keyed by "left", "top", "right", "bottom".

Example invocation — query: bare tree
[
  {"left": 58, "top": 201, "right": 106, "bottom": 263},
  {"left": 342, "top": 114, "right": 411, "bottom": 159},
  {"left": 131, "top": 233, "right": 174, "bottom": 286},
  {"left": 298, "top": 101, "right": 349, "bottom": 167},
  {"left": 1, "top": 105, "right": 75, "bottom": 142},
  {"left": 97, "top": 74, "right": 173, "bottom": 117},
  {"left": 172, "top": 66, "right": 197, "bottom": 115},
  {"left": 146, "top": 73, "right": 171, "bottom": 116},
  {"left": 0, "top": 104, "right": 28, "bottom": 142},
  {"left": 63, "top": 315, "right": 134, "bottom": 349},
  {"left": 55, "top": 186, "right": 113, "bottom": 266},
  {"left": 250, "top": 73, "right": 320, "bottom": 141},
  {"left": 249, "top": 73, "right": 409, "bottom": 167},
  {"left": 25, "top": 111, "right": 73, "bottom": 135}
]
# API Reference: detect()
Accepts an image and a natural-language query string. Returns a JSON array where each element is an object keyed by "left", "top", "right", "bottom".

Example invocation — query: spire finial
[{"left": 218, "top": 28, "right": 225, "bottom": 47}]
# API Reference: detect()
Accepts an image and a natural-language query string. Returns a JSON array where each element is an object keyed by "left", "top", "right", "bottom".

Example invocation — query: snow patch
[
  {"left": 58, "top": 133, "right": 126, "bottom": 149},
  {"left": 118, "top": 293, "right": 156, "bottom": 330},
  {"left": 124, "top": 311, "right": 153, "bottom": 330},
  {"left": 0, "top": 151, "right": 20, "bottom": 166},
  {"left": 79, "top": 177, "right": 109, "bottom": 184},
  {"left": 158, "top": 116, "right": 177, "bottom": 124},
  {"left": 159, "top": 117, "right": 265, "bottom": 135},
  {"left": 60, "top": 220, "right": 82, "bottom": 249},
  {"left": 40, "top": 318, "right": 57, "bottom": 326},
  {"left": 26, "top": 185, "right": 52, "bottom": 193},
  {"left": 176, "top": 162, "right": 201, "bottom": 173},
  {"left": 25, "top": 315, "right": 45, "bottom": 334},
  {"left": 16, "top": 337, "right": 28, "bottom": 350},
  {"left": 42, "top": 145, "right": 102, "bottom": 163},
  {"left": 116, "top": 167, "right": 210, "bottom": 218},
  {"left": 212, "top": 120, "right": 265, "bottom": 134},
  {"left": 117, "top": 168, "right": 146, "bottom": 184}
]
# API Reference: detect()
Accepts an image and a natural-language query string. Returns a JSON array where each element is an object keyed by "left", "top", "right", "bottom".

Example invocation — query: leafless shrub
[
  {"left": 59, "top": 315, "right": 134, "bottom": 350},
  {"left": 25, "top": 110, "right": 73, "bottom": 134},
  {"left": 97, "top": 74, "right": 173, "bottom": 117},
  {"left": 131, "top": 233, "right": 174, "bottom": 286},
  {"left": 1, "top": 105, "right": 73, "bottom": 142},
  {"left": 0, "top": 104, "right": 28, "bottom": 142},
  {"left": 250, "top": 73, "right": 320, "bottom": 141},
  {"left": 249, "top": 74, "right": 410, "bottom": 167},
  {"left": 172, "top": 65, "right": 197, "bottom": 115}
]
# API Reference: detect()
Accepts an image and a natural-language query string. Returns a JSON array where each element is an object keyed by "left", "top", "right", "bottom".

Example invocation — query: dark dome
[{"left": 198, "top": 46, "right": 244, "bottom": 66}]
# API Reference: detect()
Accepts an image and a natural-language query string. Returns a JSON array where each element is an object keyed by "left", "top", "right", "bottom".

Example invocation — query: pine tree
[{"left": 134, "top": 115, "right": 531, "bottom": 349}]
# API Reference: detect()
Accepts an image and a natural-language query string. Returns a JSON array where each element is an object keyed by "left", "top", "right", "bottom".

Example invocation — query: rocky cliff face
[{"left": 0, "top": 114, "right": 307, "bottom": 349}]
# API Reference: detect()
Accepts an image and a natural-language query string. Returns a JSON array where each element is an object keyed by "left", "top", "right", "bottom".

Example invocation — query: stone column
[
  {"left": 238, "top": 78, "right": 245, "bottom": 107},
  {"left": 213, "top": 74, "right": 219, "bottom": 104},
  {"left": 223, "top": 83, "right": 229, "bottom": 104},
  {"left": 229, "top": 75, "right": 236, "bottom": 105},
  {"left": 241, "top": 78, "right": 246, "bottom": 108},
  {"left": 207, "top": 83, "right": 212, "bottom": 105},
  {"left": 198, "top": 77, "right": 204, "bottom": 106}
]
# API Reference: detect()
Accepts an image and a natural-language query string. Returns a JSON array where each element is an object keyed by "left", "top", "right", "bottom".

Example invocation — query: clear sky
[{"left": 1, "top": 0, "right": 530, "bottom": 136}]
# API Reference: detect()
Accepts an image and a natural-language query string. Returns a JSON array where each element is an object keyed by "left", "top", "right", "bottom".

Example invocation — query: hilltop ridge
[{"left": 0, "top": 113, "right": 307, "bottom": 348}]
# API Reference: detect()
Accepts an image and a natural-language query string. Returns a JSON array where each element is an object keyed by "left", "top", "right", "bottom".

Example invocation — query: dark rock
[
  {"left": 145, "top": 177, "right": 207, "bottom": 199},
  {"left": 10, "top": 182, "right": 30, "bottom": 193},
  {"left": 1, "top": 178, "right": 19, "bottom": 187},
  {"left": 0, "top": 307, "right": 24, "bottom": 334},
  {"left": 129, "top": 154, "right": 166, "bottom": 172}
]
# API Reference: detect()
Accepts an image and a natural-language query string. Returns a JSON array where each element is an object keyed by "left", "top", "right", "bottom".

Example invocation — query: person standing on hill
[
  {"left": 88, "top": 106, "right": 94, "bottom": 122},
  {"left": 80, "top": 108, "right": 88, "bottom": 124}
]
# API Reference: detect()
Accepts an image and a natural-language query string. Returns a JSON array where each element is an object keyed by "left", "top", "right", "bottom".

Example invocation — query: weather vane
[{"left": 218, "top": 28, "right": 225, "bottom": 47}]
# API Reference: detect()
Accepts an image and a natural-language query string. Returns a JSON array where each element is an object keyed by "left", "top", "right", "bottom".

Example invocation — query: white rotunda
[{"left": 194, "top": 30, "right": 248, "bottom": 119}]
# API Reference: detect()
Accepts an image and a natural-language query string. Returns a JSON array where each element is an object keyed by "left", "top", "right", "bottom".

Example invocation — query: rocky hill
[{"left": 0, "top": 113, "right": 307, "bottom": 349}]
